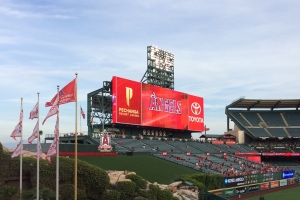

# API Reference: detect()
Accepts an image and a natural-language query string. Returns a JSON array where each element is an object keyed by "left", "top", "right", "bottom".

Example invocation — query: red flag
[
  {"left": 42, "top": 93, "right": 59, "bottom": 125},
  {"left": 80, "top": 106, "right": 85, "bottom": 119},
  {"left": 28, "top": 122, "right": 38, "bottom": 144},
  {"left": 46, "top": 115, "right": 59, "bottom": 163},
  {"left": 11, "top": 141, "right": 22, "bottom": 158},
  {"left": 45, "top": 78, "right": 76, "bottom": 107},
  {"left": 29, "top": 102, "right": 38, "bottom": 119}
]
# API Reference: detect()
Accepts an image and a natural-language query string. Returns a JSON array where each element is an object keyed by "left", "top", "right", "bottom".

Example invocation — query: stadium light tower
[{"left": 141, "top": 46, "right": 174, "bottom": 90}]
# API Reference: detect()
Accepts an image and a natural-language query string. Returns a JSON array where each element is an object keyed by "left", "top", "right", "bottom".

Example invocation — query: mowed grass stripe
[
  {"left": 245, "top": 186, "right": 300, "bottom": 200},
  {"left": 78, "top": 155, "right": 199, "bottom": 184}
]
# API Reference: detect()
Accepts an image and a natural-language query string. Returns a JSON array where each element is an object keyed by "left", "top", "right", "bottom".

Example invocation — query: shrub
[
  {"left": 157, "top": 189, "right": 173, "bottom": 200},
  {"left": 0, "top": 185, "right": 19, "bottom": 200},
  {"left": 125, "top": 174, "right": 147, "bottom": 189},
  {"left": 101, "top": 190, "right": 121, "bottom": 200},
  {"left": 116, "top": 181, "right": 136, "bottom": 200}
]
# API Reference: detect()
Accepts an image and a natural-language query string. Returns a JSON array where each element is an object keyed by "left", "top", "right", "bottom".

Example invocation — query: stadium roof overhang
[{"left": 226, "top": 98, "right": 300, "bottom": 111}]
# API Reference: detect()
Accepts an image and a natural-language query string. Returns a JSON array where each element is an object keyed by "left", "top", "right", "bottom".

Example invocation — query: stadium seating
[
  {"left": 186, "top": 142, "right": 219, "bottom": 153},
  {"left": 283, "top": 111, "right": 300, "bottom": 126},
  {"left": 240, "top": 112, "right": 262, "bottom": 126},
  {"left": 230, "top": 112, "right": 250, "bottom": 126},
  {"left": 286, "top": 128, "right": 300, "bottom": 137},
  {"left": 267, "top": 128, "right": 289, "bottom": 137},
  {"left": 248, "top": 128, "right": 270, "bottom": 137},
  {"left": 168, "top": 141, "right": 203, "bottom": 154},
  {"left": 141, "top": 139, "right": 182, "bottom": 153},
  {"left": 259, "top": 112, "right": 286, "bottom": 126}
]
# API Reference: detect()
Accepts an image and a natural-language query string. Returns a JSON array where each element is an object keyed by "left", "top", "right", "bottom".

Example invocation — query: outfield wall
[{"left": 209, "top": 177, "right": 295, "bottom": 198}]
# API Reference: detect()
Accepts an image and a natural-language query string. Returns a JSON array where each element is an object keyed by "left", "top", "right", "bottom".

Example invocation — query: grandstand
[{"left": 225, "top": 98, "right": 300, "bottom": 141}]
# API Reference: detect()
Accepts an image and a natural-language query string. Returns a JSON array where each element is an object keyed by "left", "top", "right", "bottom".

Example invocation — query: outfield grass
[
  {"left": 245, "top": 186, "right": 300, "bottom": 200},
  {"left": 78, "top": 155, "right": 199, "bottom": 184}
]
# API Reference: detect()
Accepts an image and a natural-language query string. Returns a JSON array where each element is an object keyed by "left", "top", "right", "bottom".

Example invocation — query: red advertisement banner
[
  {"left": 260, "top": 182, "right": 269, "bottom": 190},
  {"left": 288, "top": 178, "right": 294, "bottom": 185},
  {"left": 262, "top": 153, "right": 300, "bottom": 156},
  {"left": 226, "top": 141, "right": 236, "bottom": 145},
  {"left": 235, "top": 152, "right": 260, "bottom": 156},
  {"left": 212, "top": 141, "right": 224, "bottom": 144},
  {"left": 270, "top": 180, "right": 279, "bottom": 188}
]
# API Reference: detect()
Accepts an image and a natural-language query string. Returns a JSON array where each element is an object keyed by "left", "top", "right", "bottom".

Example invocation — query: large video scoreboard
[{"left": 111, "top": 76, "right": 204, "bottom": 132}]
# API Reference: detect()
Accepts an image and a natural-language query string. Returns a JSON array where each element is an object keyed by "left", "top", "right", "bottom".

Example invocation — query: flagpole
[
  {"left": 20, "top": 98, "right": 23, "bottom": 199},
  {"left": 80, "top": 106, "right": 81, "bottom": 134},
  {"left": 56, "top": 86, "right": 60, "bottom": 200},
  {"left": 37, "top": 93, "right": 40, "bottom": 200},
  {"left": 74, "top": 72, "right": 78, "bottom": 200}
]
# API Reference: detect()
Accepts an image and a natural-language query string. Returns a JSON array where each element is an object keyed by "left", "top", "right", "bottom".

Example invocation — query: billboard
[
  {"left": 112, "top": 76, "right": 204, "bottom": 131},
  {"left": 236, "top": 186, "right": 247, "bottom": 195},
  {"left": 282, "top": 170, "right": 294, "bottom": 179},
  {"left": 270, "top": 180, "right": 279, "bottom": 188},
  {"left": 224, "top": 176, "right": 246, "bottom": 188},
  {"left": 248, "top": 184, "right": 259, "bottom": 193},
  {"left": 260, "top": 182, "right": 269, "bottom": 190},
  {"left": 279, "top": 179, "right": 287, "bottom": 187}
]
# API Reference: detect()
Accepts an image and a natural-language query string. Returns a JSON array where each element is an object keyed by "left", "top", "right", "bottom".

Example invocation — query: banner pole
[
  {"left": 56, "top": 86, "right": 60, "bottom": 200},
  {"left": 37, "top": 93, "right": 40, "bottom": 200},
  {"left": 20, "top": 98, "right": 23, "bottom": 199},
  {"left": 74, "top": 72, "right": 78, "bottom": 200}
]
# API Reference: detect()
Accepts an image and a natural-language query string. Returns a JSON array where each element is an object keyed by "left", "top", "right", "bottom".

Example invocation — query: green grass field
[
  {"left": 78, "top": 155, "right": 199, "bottom": 184},
  {"left": 245, "top": 186, "right": 300, "bottom": 200}
]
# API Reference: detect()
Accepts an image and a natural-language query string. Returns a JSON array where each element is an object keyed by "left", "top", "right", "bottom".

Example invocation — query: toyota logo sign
[{"left": 191, "top": 102, "right": 201, "bottom": 115}]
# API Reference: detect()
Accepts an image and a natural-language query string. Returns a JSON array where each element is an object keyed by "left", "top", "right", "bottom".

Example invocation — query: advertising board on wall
[
  {"left": 223, "top": 188, "right": 235, "bottom": 198},
  {"left": 288, "top": 178, "right": 294, "bottom": 185},
  {"left": 236, "top": 186, "right": 247, "bottom": 195},
  {"left": 270, "top": 180, "right": 279, "bottom": 188},
  {"left": 112, "top": 76, "right": 204, "bottom": 131},
  {"left": 279, "top": 179, "right": 287, "bottom": 186},
  {"left": 260, "top": 182, "right": 270, "bottom": 190},
  {"left": 248, "top": 184, "right": 260, "bottom": 193},
  {"left": 282, "top": 170, "right": 294, "bottom": 179},
  {"left": 224, "top": 176, "right": 245, "bottom": 188}
]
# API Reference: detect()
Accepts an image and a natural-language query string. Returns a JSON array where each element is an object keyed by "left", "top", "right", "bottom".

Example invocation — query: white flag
[
  {"left": 10, "top": 122, "right": 22, "bottom": 140},
  {"left": 19, "top": 100, "right": 23, "bottom": 124},
  {"left": 10, "top": 100, "right": 23, "bottom": 140},
  {"left": 37, "top": 142, "right": 43, "bottom": 160},
  {"left": 42, "top": 94, "right": 59, "bottom": 125},
  {"left": 46, "top": 115, "right": 59, "bottom": 163},
  {"left": 46, "top": 137, "right": 57, "bottom": 163},
  {"left": 11, "top": 141, "right": 22, "bottom": 158},
  {"left": 29, "top": 102, "right": 38, "bottom": 119},
  {"left": 28, "top": 122, "right": 38, "bottom": 144}
]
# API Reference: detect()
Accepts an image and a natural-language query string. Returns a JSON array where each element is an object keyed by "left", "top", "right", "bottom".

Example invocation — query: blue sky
[{"left": 1, "top": 1, "right": 300, "bottom": 148}]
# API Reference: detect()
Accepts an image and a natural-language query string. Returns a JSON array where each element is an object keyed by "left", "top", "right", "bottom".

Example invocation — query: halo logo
[
  {"left": 191, "top": 102, "right": 201, "bottom": 115},
  {"left": 224, "top": 178, "right": 228, "bottom": 184}
]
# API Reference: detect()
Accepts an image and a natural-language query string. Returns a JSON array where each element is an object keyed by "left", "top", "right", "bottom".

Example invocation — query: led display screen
[{"left": 112, "top": 76, "right": 204, "bottom": 131}]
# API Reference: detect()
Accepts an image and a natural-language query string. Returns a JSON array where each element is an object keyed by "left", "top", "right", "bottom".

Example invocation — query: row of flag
[
  {"left": 9, "top": 77, "right": 87, "bottom": 199},
  {"left": 10, "top": 78, "right": 87, "bottom": 162}
]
